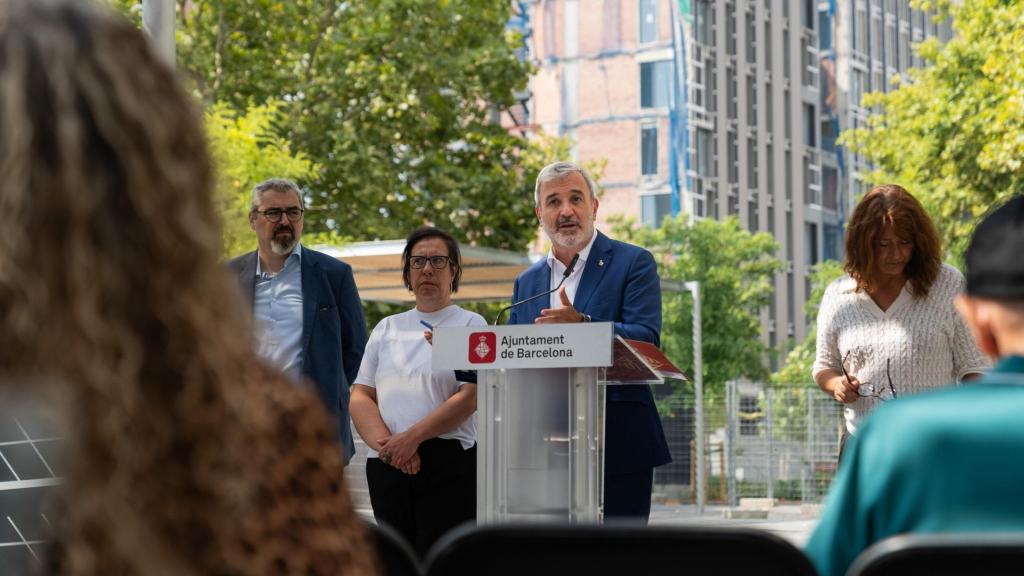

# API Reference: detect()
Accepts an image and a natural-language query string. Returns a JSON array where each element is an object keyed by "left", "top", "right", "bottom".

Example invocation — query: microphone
[{"left": 494, "top": 253, "right": 580, "bottom": 325}]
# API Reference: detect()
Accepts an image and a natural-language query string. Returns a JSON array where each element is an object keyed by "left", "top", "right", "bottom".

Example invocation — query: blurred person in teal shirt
[{"left": 805, "top": 195, "right": 1024, "bottom": 576}]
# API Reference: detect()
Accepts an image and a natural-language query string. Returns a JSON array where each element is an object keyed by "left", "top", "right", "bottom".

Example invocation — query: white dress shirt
[{"left": 546, "top": 232, "right": 598, "bottom": 310}]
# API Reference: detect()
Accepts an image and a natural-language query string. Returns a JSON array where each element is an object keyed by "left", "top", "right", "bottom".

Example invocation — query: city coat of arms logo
[{"left": 469, "top": 332, "right": 497, "bottom": 363}]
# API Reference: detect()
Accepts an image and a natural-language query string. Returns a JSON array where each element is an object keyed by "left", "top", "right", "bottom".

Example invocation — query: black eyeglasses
[
  {"left": 854, "top": 356, "right": 897, "bottom": 401},
  {"left": 255, "top": 207, "right": 304, "bottom": 223},
  {"left": 409, "top": 256, "right": 452, "bottom": 270}
]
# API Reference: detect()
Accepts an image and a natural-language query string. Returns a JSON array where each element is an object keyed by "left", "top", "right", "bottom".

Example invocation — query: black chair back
[
  {"left": 365, "top": 521, "right": 422, "bottom": 576},
  {"left": 848, "top": 533, "right": 1024, "bottom": 576},
  {"left": 424, "top": 523, "right": 816, "bottom": 576}
]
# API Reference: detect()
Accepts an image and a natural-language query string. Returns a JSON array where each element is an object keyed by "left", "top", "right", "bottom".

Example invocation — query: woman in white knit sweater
[{"left": 813, "top": 185, "right": 989, "bottom": 452}]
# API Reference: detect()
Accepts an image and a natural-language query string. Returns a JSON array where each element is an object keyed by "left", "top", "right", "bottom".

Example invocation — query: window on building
[
  {"left": 706, "top": 57, "right": 717, "bottom": 112},
  {"left": 785, "top": 149, "right": 793, "bottom": 203},
  {"left": 851, "top": 68, "right": 865, "bottom": 106},
  {"left": 696, "top": 0, "right": 714, "bottom": 46},
  {"left": 886, "top": 22, "right": 897, "bottom": 68},
  {"left": 766, "top": 143, "right": 775, "bottom": 198},
  {"left": 640, "top": 60, "right": 671, "bottom": 108},
  {"left": 822, "top": 165, "right": 838, "bottom": 209},
  {"left": 819, "top": 10, "right": 832, "bottom": 51},
  {"left": 787, "top": 269, "right": 795, "bottom": 327},
  {"left": 821, "top": 117, "right": 837, "bottom": 152},
  {"left": 747, "top": 137, "right": 758, "bottom": 187},
  {"left": 786, "top": 210, "right": 794, "bottom": 260},
  {"left": 764, "top": 22, "right": 772, "bottom": 71},
  {"left": 747, "top": 75, "right": 757, "bottom": 127},
  {"left": 824, "top": 223, "right": 842, "bottom": 261},
  {"left": 784, "top": 89, "right": 792, "bottom": 139},
  {"left": 728, "top": 130, "right": 738, "bottom": 183},
  {"left": 641, "top": 193, "right": 672, "bottom": 228},
  {"left": 727, "top": 66, "right": 738, "bottom": 119},
  {"left": 872, "top": 15, "right": 882, "bottom": 64},
  {"left": 765, "top": 82, "right": 774, "bottom": 132},
  {"left": 748, "top": 200, "right": 759, "bottom": 231},
  {"left": 692, "top": 62, "right": 704, "bottom": 108},
  {"left": 746, "top": 11, "right": 757, "bottom": 63},
  {"left": 641, "top": 124, "right": 659, "bottom": 176},
  {"left": 855, "top": 8, "right": 868, "bottom": 53},
  {"left": 899, "top": 29, "right": 910, "bottom": 69},
  {"left": 802, "top": 0, "right": 815, "bottom": 30},
  {"left": 639, "top": 0, "right": 658, "bottom": 44},
  {"left": 803, "top": 103, "right": 816, "bottom": 147},
  {"left": 696, "top": 128, "right": 714, "bottom": 176},
  {"left": 727, "top": 5, "right": 736, "bottom": 55},
  {"left": 805, "top": 222, "right": 819, "bottom": 265},
  {"left": 783, "top": 29, "right": 791, "bottom": 80}
]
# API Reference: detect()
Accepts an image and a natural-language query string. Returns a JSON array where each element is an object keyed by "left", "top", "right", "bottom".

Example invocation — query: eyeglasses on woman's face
[{"left": 409, "top": 255, "right": 452, "bottom": 270}]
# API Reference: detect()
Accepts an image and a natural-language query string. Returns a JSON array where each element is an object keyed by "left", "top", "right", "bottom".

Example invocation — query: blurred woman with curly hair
[
  {"left": 0, "top": 1, "right": 376, "bottom": 574},
  {"left": 813, "top": 185, "right": 989, "bottom": 456}
]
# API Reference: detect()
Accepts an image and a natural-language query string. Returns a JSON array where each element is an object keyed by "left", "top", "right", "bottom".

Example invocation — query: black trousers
[
  {"left": 604, "top": 468, "right": 654, "bottom": 522},
  {"left": 366, "top": 438, "right": 476, "bottom": 558}
]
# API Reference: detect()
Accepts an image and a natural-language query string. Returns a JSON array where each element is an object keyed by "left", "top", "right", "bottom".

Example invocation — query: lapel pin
[{"left": 598, "top": 259, "right": 605, "bottom": 267}]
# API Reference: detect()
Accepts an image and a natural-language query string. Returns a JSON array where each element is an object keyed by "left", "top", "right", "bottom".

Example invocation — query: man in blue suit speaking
[
  {"left": 228, "top": 178, "right": 367, "bottom": 463},
  {"left": 509, "top": 161, "right": 671, "bottom": 521}
]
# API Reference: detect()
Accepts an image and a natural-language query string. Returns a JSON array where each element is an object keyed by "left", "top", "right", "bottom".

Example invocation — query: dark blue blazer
[
  {"left": 228, "top": 247, "right": 367, "bottom": 463},
  {"left": 509, "top": 231, "right": 671, "bottom": 474}
]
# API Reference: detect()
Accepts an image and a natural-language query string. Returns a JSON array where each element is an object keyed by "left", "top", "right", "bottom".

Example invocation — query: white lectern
[{"left": 433, "top": 322, "right": 664, "bottom": 524}]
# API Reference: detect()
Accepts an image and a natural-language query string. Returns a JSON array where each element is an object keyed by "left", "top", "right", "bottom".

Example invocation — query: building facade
[{"left": 510, "top": 0, "right": 951, "bottom": 362}]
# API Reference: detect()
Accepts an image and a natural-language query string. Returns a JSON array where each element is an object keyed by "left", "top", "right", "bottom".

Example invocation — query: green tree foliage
[
  {"left": 771, "top": 260, "right": 846, "bottom": 386},
  {"left": 768, "top": 260, "right": 845, "bottom": 441},
  {"left": 840, "top": 0, "right": 1024, "bottom": 261},
  {"left": 611, "top": 215, "right": 781, "bottom": 413},
  {"left": 176, "top": 0, "right": 540, "bottom": 250},
  {"left": 205, "top": 101, "right": 319, "bottom": 257}
]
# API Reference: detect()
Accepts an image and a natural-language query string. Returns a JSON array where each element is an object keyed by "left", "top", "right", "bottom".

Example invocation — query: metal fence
[{"left": 653, "top": 382, "right": 845, "bottom": 506}]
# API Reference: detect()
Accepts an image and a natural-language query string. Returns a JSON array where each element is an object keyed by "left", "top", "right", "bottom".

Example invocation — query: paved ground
[
  {"left": 354, "top": 499, "right": 820, "bottom": 547},
  {"left": 649, "top": 503, "right": 819, "bottom": 546},
  {"left": 349, "top": 439, "right": 821, "bottom": 547}
]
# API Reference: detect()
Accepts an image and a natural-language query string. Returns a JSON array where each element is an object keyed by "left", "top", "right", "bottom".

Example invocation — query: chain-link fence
[{"left": 653, "top": 382, "right": 845, "bottom": 506}]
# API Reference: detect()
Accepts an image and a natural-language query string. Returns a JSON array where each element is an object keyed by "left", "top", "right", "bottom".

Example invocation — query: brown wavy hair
[
  {"left": 844, "top": 184, "right": 942, "bottom": 298},
  {"left": 0, "top": 1, "right": 374, "bottom": 574}
]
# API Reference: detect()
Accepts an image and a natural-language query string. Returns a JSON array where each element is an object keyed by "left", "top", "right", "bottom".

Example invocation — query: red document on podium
[{"left": 605, "top": 336, "right": 688, "bottom": 383}]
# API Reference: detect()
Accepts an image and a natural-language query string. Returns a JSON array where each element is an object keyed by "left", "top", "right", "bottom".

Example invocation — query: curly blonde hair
[{"left": 0, "top": 1, "right": 375, "bottom": 574}]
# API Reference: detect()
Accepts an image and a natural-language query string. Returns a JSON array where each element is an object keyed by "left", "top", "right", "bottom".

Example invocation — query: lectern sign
[{"left": 435, "top": 323, "right": 614, "bottom": 370}]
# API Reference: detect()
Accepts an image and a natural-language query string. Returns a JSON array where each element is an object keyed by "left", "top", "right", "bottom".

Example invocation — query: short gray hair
[
  {"left": 534, "top": 161, "right": 597, "bottom": 206},
  {"left": 250, "top": 178, "right": 305, "bottom": 211}
]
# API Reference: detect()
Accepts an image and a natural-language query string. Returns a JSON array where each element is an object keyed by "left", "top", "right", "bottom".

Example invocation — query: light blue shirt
[{"left": 254, "top": 244, "right": 304, "bottom": 382}]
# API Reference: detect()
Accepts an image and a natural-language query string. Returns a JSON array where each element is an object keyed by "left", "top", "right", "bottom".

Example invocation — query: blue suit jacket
[
  {"left": 228, "top": 247, "right": 367, "bottom": 463},
  {"left": 509, "top": 231, "right": 671, "bottom": 474}
]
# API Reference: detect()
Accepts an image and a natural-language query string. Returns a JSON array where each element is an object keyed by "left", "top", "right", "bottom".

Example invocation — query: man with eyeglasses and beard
[{"left": 229, "top": 178, "right": 367, "bottom": 464}]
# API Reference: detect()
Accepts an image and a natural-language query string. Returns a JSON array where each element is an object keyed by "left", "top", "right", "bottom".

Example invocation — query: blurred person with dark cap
[{"left": 804, "top": 196, "right": 1024, "bottom": 576}]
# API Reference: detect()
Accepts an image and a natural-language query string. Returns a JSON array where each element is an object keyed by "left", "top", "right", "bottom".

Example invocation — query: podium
[{"left": 433, "top": 323, "right": 669, "bottom": 524}]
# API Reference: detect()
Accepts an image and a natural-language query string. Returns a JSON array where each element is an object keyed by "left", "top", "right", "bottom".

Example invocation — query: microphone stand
[{"left": 493, "top": 253, "right": 580, "bottom": 325}]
